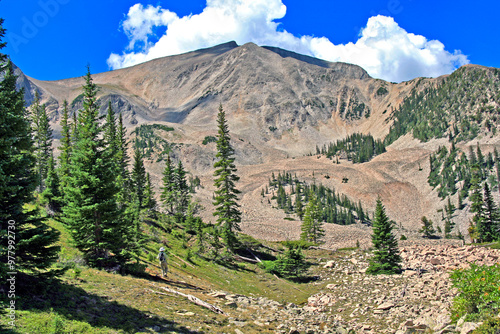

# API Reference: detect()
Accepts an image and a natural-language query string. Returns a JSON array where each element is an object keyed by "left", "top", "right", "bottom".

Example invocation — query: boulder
[
  {"left": 460, "top": 322, "right": 480, "bottom": 334},
  {"left": 324, "top": 260, "right": 335, "bottom": 268},
  {"left": 377, "top": 302, "right": 395, "bottom": 310},
  {"left": 430, "top": 258, "right": 441, "bottom": 265}
]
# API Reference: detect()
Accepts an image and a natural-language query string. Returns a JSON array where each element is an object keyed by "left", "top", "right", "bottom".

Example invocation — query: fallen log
[
  {"left": 234, "top": 254, "right": 259, "bottom": 263},
  {"left": 246, "top": 248, "right": 262, "bottom": 263},
  {"left": 148, "top": 287, "right": 226, "bottom": 315}
]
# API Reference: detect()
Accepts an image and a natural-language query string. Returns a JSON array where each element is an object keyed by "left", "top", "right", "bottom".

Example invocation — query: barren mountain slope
[
  {"left": 20, "top": 42, "right": 500, "bottom": 247},
  {"left": 30, "top": 42, "right": 426, "bottom": 152}
]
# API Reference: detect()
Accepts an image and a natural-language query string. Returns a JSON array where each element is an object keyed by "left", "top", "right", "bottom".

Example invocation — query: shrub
[
  {"left": 376, "top": 86, "right": 388, "bottom": 96},
  {"left": 260, "top": 245, "right": 309, "bottom": 280},
  {"left": 472, "top": 317, "right": 500, "bottom": 333},
  {"left": 147, "top": 253, "right": 155, "bottom": 262},
  {"left": 122, "top": 262, "right": 148, "bottom": 276},
  {"left": 450, "top": 263, "right": 500, "bottom": 322},
  {"left": 202, "top": 136, "right": 217, "bottom": 145}
]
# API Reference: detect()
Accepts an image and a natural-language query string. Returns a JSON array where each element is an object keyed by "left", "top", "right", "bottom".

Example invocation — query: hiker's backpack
[{"left": 159, "top": 252, "right": 166, "bottom": 262}]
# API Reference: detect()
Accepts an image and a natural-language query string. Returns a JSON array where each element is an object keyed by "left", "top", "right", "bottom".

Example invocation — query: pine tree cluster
[
  {"left": 428, "top": 144, "right": 499, "bottom": 202},
  {"left": 133, "top": 124, "right": 175, "bottom": 162},
  {"left": 313, "top": 133, "right": 386, "bottom": 164},
  {"left": 265, "top": 171, "right": 369, "bottom": 225},
  {"left": 428, "top": 144, "right": 500, "bottom": 242}
]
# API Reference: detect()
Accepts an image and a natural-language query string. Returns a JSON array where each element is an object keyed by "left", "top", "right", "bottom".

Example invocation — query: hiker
[{"left": 157, "top": 247, "right": 168, "bottom": 277}]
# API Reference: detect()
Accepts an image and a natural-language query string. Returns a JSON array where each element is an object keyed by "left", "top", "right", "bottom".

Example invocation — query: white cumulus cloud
[{"left": 107, "top": 1, "right": 469, "bottom": 82}]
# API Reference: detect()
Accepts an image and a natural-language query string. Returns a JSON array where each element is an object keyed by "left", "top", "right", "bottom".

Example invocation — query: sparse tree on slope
[
  {"left": 469, "top": 164, "right": 484, "bottom": 243},
  {"left": 481, "top": 183, "right": 499, "bottom": 242},
  {"left": 131, "top": 146, "right": 147, "bottom": 209},
  {"left": 174, "top": 160, "right": 190, "bottom": 222},
  {"left": 419, "top": 216, "right": 436, "bottom": 238},
  {"left": 161, "top": 154, "right": 176, "bottom": 215},
  {"left": 367, "top": 199, "right": 401, "bottom": 275},
  {"left": 213, "top": 104, "right": 241, "bottom": 251},
  {"left": 300, "top": 192, "right": 325, "bottom": 244}
]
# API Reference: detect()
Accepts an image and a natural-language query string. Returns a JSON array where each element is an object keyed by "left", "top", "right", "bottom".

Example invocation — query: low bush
[
  {"left": 450, "top": 263, "right": 500, "bottom": 322},
  {"left": 472, "top": 317, "right": 500, "bottom": 333},
  {"left": 260, "top": 246, "right": 309, "bottom": 280}
]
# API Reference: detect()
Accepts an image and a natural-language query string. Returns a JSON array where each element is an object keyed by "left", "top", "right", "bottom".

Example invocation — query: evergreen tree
[
  {"left": 481, "top": 183, "right": 499, "bottom": 242},
  {"left": 300, "top": 192, "right": 325, "bottom": 244},
  {"left": 71, "top": 110, "right": 78, "bottom": 144},
  {"left": 419, "top": 216, "right": 436, "bottom": 238},
  {"left": 31, "top": 91, "right": 53, "bottom": 192},
  {"left": 143, "top": 172, "right": 156, "bottom": 211},
  {"left": 367, "top": 199, "right": 402, "bottom": 275},
  {"left": 131, "top": 146, "right": 147, "bottom": 209},
  {"left": 0, "top": 52, "right": 60, "bottom": 278},
  {"left": 114, "top": 112, "right": 130, "bottom": 206},
  {"left": 269, "top": 245, "right": 309, "bottom": 280},
  {"left": 61, "top": 67, "right": 133, "bottom": 267},
  {"left": 41, "top": 154, "right": 62, "bottom": 213},
  {"left": 161, "top": 154, "right": 176, "bottom": 215},
  {"left": 469, "top": 164, "right": 484, "bottom": 243},
  {"left": 295, "top": 193, "right": 304, "bottom": 220},
  {"left": 58, "top": 100, "right": 71, "bottom": 191},
  {"left": 174, "top": 160, "right": 190, "bottom": 222},
  {"left": 213, "top": 104, "right": 241, "bottom": 250},
  {"left": 104, "top": 101, "right": 117, "bottom": 150},
  {"left": 495, "top": 148, "right": 500, "bottom": 196}
]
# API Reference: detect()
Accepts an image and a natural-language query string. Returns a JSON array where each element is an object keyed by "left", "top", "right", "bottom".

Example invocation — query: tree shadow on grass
[{"left": 16, "top": 274, "right": 202, "bottom": 334}]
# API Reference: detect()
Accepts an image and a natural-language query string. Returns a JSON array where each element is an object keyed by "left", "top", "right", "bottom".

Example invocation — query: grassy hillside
[{"left": 1, "top": 209, "right": 332, "bottom": 334}]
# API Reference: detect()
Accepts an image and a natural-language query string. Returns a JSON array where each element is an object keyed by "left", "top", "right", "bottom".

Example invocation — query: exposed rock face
[{"left": 24, "top": 41, "right": 408, "bottom": 146}]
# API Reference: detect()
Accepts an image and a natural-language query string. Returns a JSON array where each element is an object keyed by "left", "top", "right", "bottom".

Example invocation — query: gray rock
[{"left": 460, "top": 322, "right": 480, "bottom": 334}]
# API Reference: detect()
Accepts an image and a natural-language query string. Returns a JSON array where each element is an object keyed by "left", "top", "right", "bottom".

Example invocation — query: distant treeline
[
  {"left": 385, "top": 67, "right": 500, "bottom": 145},
  {"left": 264, "top": 171, "right": 369, "bottom": 225}
]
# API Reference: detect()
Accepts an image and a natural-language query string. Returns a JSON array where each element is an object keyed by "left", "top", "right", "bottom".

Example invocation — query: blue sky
[{"left": 1, "top": 0, "right": 498, "bottom": 82}]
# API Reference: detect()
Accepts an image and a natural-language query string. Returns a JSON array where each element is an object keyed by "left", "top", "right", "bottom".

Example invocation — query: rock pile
[
  {"left": 205, "top": 245, "right": 499, "bottom": 333},
  {"left": 302, "top": 245, "right": 499, "bottom": 333}
]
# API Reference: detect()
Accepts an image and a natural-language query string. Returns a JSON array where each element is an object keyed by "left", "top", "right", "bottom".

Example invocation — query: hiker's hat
[{"left": 159, "top": 247, "right": 165, "bottom": 252}]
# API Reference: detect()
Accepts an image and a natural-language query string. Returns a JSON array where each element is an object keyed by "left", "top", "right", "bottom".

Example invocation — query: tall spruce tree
[
  {"left": 213, "top": 104, "right": 241, "bottom": 250},
  {"left": 367, "top": 199, "right": 401, "bottom": 275},
  {"left": 161, "top": 154, "right": 176, "bottom": 215},
  {"left": 469, "top": 164, "right": 484, "bottom": 243},
  {"left": 481, "top": 183, "right": 499, "bottom": 242},
  {"left": 31, "top": 91, "right": 53, "bottom": 192},
  {"left": 174, "top": 160, "right": 190, "bottom": 222},
  {"left": 115, "top": 113, "right": 131, "bottom": 206},
  {"left": 300, "top": 192, "right": 324, "bottom": 244},
  {"left": 58, "top": 100, "right": 71, "bottom": 191},
  {"left": 131, "top": 146, "right": 147, "bottom": 209},
  {"left": 0, "top": 34, "right": 60, "bottom": 278},
  {"left": 61, "top": 67, "right": 133, "bottom": 267},
  {"left": 144, "top": 172, "right": 156, "bottom": 211},
  {"left": 41, "top": 154, "right": 62, "bottom": 213}
]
